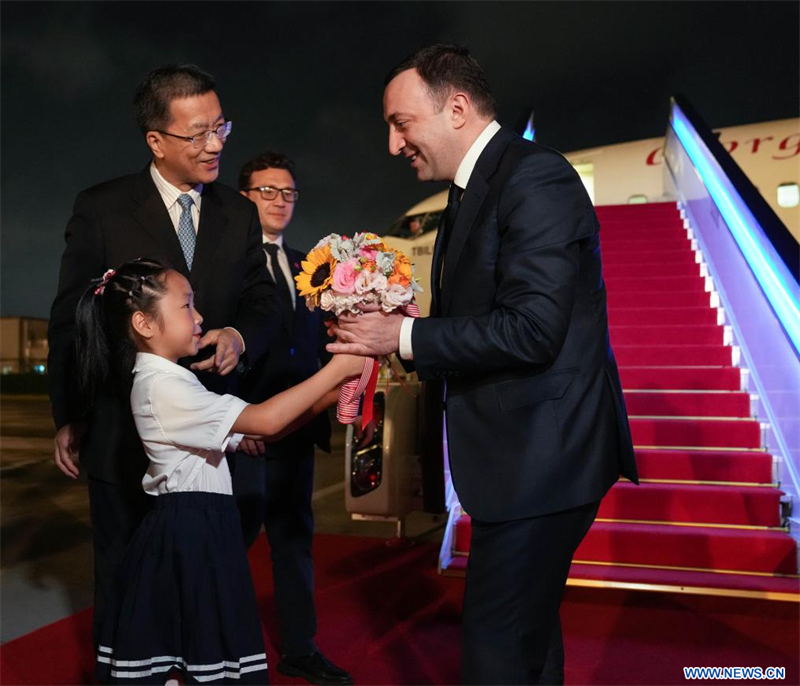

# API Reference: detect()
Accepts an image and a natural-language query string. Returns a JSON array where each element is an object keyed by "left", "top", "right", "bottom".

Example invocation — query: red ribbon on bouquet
[{"left": 336, "top": 300, "right": 420, "bottom": 425}]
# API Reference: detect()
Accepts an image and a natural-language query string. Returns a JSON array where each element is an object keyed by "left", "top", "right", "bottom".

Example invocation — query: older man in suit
[
  {"left": 48, "top": 64, "right": 279, "bottom": 648},
  {"left": 329, "top": 44, "right": 637, "bottom": 685},
  {"left": 233, "top": 151, "right": 352, "bottom": 685}
]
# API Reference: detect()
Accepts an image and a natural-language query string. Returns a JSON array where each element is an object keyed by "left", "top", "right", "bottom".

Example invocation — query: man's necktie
[
  {"left": 436, "top": 183, "right": 462, "bottom": 288},
  {"left": 265, "top": 243, "right": 294, "bottom": 314},
  {"left": 177, "top": 194, "right": 196, "bottom": 271}
]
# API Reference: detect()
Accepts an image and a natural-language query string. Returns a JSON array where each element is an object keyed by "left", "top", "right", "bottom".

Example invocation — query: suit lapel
[
  {"left": 191, "top": 184, "right": 227, "bottom": 287},
  {"left": 440, "top": 127, "right": 516, "bottom": 314},
  {"left": 130, "top": 166, "right": 189, "bottom": 275}
]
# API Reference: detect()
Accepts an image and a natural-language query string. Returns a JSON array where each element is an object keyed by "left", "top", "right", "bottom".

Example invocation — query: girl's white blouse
[{"left": 131, "top": 352, "right": 247, "bottom": 496}]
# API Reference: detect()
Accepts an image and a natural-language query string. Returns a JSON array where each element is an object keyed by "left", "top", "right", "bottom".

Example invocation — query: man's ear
[
  {"left": 131, "top": 311, "right": 156, "bottom": 340},
  {"left": 239, "top": 189, "right": 248, "bottom": 198},
  {"left": 450, "top": 92, "right": 470, "bottom": 130},
  {"left": 146, "top": 132, "right": 165, "bottom": 160}
]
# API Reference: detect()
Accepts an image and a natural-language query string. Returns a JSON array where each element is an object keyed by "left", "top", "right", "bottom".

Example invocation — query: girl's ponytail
[{"left": 74, "top": 272, "right": 112, "bottom": 408}]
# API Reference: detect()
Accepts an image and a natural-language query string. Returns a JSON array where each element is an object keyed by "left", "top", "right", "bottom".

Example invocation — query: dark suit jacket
[
  {"left": 48, "top": 165, "right": 280, "bottom": 483},
  {"left": 239, "top": 242, "right": 331, "bottom": 455},
  {"left": 411, "top": 127, "right": 637, "bottom": 523}
]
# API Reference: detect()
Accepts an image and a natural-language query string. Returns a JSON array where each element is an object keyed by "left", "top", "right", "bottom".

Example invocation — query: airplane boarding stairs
[{"left": 439, "top": 201, "right": 800, "bottom": 601}]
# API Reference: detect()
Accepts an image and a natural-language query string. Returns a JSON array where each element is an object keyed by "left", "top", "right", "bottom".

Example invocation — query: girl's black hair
[{"left": 74, "top": 258, "right": 172, "bottom": 407}]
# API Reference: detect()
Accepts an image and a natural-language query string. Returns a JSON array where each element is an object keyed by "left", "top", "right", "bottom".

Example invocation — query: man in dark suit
[
  {"left": 329, "top": 45, "right": 638, "bottom": 684},
  {"left": 48, "top": 64, "right": 279, "bottom": 648},
  {"left": 233, "top": 152, "right": 352, "bottom": 686}
]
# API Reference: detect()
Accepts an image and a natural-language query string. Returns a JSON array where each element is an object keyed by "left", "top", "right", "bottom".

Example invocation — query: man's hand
[
  {"left": 326, "top": 310, "right": 403, "bottom": 356},
  {"left": 53, "top": 422, "right": 86, "bottom": 479},
  {"left": 190, "top": 329, "right": 243, "bottom": 376},
  {"left": 239, "top": 436, "right": 266, "bottom": 456}
]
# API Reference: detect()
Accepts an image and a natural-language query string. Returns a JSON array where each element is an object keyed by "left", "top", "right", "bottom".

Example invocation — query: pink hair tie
[{"left": 93, "top": 268, "right": 116, "bottom": 296}]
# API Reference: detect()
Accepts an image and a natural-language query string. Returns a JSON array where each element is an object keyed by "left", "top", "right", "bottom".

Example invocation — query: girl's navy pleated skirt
[{"left": 96, "top": 492, "right": 269, "bottom": 685}]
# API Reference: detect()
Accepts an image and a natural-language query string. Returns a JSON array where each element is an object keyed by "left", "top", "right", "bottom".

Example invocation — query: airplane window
[
  {"left": 777, "top": 183, "right": 799, "bottom": 208},
  {"left": 628, "top": 195, "right": 648, "bottom": 204},
  {"left": 386, "top": 212, "right": 442, "bottom": 239}
]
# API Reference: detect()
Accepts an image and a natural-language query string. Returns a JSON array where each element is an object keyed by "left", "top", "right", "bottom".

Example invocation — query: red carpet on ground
[{"left": 1, "top": 534, "right": 798, "bottom": 685}]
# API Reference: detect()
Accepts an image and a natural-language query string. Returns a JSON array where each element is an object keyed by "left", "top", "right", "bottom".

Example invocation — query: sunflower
[{"left": 295, "top": 244, "right": 337, "bottom": 306}]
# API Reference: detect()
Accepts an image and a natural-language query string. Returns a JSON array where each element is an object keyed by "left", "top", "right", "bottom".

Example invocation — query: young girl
[{"left": 75, "top": 258, "right": 365, "bottom": 685}]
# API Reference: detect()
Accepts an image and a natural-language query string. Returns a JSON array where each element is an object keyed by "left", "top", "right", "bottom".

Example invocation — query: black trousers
[
  {"left": 87, "top": 475, "right": 152, "bottom": 649},
  {"left": 232, "top": 445, "right": 317, "bottom": 657},
  {"left": 462, "top": 500, "right": 600, "bottom": 685}
]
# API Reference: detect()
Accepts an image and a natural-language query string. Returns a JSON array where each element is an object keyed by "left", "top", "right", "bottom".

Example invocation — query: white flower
[
  {"left": 320, "top": 289, "right": 337, "bottom": 312},
  {"left": 330, "top": 235, "right": 356, "bottom": 262},
  {"left": 376, "top": 251, "right": 396, "bottom": 275},
  {"left": 354, "top": 270, "right": 372, "bottom": 295},
  {"left": 381, "top": 283, "right": 413, "bottom": 311},
  {"left": 368, "top": 272, "right": 388, "bottom": 293}
]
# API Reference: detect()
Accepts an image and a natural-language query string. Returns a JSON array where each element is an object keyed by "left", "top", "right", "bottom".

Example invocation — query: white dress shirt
[
  {"left": 150, "top": 163, "right": 202, "bottom": 233},
  {"left": 132, "top": 353, "right": 248, "bottom": 496},
  {"left": 398, "top": 120, "right": 502, "bottom": 360},
  {"left": 264, "top": 234, "right": 296, "bottom": 309}
]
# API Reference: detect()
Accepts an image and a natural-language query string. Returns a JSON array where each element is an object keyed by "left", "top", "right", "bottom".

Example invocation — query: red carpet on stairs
[
  {"left": 1, "top": 534, "right": 797, "bottom": 686},
  {"left": 445, "top": 201, "right": 799, "bottom": 599}
]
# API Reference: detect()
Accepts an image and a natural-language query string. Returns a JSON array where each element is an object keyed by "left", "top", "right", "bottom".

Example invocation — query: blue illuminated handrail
[
  {"left": 670, "top": 95, "right": 798, "bottom": 279},
  {"left": 669, "top": 96, "right": 800, "bottom": 356}
]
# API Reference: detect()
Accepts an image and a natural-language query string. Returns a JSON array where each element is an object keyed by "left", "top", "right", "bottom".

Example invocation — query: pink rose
[
  {"left": 359, "top": 248, "right": 377, "bottom": 261},
  {"left": 332, "top": 259, "right": 358, "bottom": 294}
]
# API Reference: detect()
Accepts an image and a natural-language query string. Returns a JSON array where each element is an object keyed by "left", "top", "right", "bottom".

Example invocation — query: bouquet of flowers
[{"left": 295, "top": 232, "right": 422, "bottom": 424}]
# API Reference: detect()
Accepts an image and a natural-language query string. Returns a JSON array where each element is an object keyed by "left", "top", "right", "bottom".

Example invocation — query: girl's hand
[{"left": 333, "top": 353, "right": 368, "bottom": 379}]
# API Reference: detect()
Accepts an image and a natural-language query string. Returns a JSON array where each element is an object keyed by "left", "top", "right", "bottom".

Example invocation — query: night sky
[{"left": 2, "top": 1, "right": 798, "bottom": 318}]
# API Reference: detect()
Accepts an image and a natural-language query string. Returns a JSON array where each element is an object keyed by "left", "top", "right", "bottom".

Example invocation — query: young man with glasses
[
  {"left": 48, "top": 64, "right": 280, "bottom": 652},
  {"left": 234, "top": 152, "right": 353, "bottom": 686}
]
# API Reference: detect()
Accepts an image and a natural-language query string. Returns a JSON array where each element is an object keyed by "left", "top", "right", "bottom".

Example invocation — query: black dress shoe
[{"left": 276, "top": 651, "right": 353, "bottom": 685}]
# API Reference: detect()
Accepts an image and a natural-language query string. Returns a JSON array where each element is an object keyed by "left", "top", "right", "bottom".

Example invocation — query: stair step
[
  {"left": 630, "top": 417, "right": 761, "bottom": 449},
  {"left": 601, "top": 237, "right": 691, "bottom": 253},
  {"left": 609, "top": 307, "right": 718, "bottom": 327},
  {"left": 611, "top": 325, "right": 724, "bottom": 346},
  {"left": 599, "top": 482, "right": 781, "bottom": 527},
  {"left": 566, "top": 563, "right": 800, "bottom": 600},
  {"left": 600, "top": 226, "right": 689, "bottom": 241},
  {"left": 595, "top": 202, "right": 679, "bottom": 218},
  {"left": 453, "top": 518, "right": 796, "bottom": 575},
  {"left": 600, "top": 225, "right": 688, "bottom": 241},
  {"left": 604, "top": 250, "right": 698, "bottom": 267},
  {"left": 443, "top": 554, "right": 800, "bottom": 599},
  {"left": 623, "top": 390, "right": 751, "bottom": 417},
  {"left": 634, "top": 448, "right": 774, "bottom": 484},
  {"left": 604, "top": 276, "right": 708, "bottom": 294},
  {"left": 576, "top": 522, "right": 797, "bottom": 575},
  {"left": 609, "top": 291, "right": 711, "bottom": 309},
  {"left": 604, "top": 262, "right": 701, "bottom": 279},
  {"left": 615, "top": 344, "right": 731, "bottom": 366},
  {"left": 619, "top": 366, "right": 741, "bottom": 391}
]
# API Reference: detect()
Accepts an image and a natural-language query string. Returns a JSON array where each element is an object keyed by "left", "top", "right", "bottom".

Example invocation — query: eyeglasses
[
  {"left": 245, "top": 186, "right": 300, "bottom": 203},
  {"left": 156, "top": 120, "right": 232, "bottom": 148}
]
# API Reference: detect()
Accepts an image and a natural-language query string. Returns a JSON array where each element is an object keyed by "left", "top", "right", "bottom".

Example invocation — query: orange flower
[
  {"left": 388, "top": 251, "right": 413, "bottom": 288},
  {"left": 362, "top": 233, "right": 388, "bottom": 252}
]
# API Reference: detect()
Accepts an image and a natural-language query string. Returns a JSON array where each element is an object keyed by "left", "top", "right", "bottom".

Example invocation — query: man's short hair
[
  {"left": 133, "top": 64, "right": 216, "bottom": 135},
  {"left": 238, "top": 151, "right": 297, "bottom": 191},
  {"left": 385, "top": 43, "right": 497, "bottom": 119}
]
